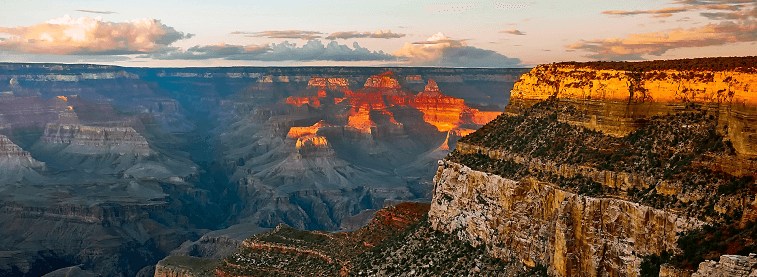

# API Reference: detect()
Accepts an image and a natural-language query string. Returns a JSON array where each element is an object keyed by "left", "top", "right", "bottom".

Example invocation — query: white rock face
[
  {"left": 691, "top": 254, "right": 757, "bottom": 277},
  {"left": 428, "top": 161, "right": 704, "bottom": 277}
]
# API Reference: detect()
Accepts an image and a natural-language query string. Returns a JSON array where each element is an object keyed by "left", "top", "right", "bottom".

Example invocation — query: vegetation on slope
[
  {"left": 216, "top": 202, "right": 431, "bottom": 276},
  {"left": 453, "top": 98, "right": 757, "bottom": 273},
  {"left": 454, "top": 99, "right": 754, "bottom": 221},
  {"left": 553, "top": 56, "right": 757, "bottom": 73},
  {"left": 350, "top": 219, "right": 517, "bottom": 277},
  {"left": 214, "top": 201, "right": 521, "bottom": 276}
]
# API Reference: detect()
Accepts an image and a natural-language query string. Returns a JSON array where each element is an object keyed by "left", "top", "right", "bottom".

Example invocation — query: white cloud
[
  {"left": 394, "top": 33, "right": 521, "bottom": 67},
  {"left": 0, "top": 15, "right": 191, "bottom": 55},
  {"left": 149, "top": 40, "right": 395, "bottom": 61}
]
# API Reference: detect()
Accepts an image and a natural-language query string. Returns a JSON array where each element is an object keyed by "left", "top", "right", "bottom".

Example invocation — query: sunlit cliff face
[
  {"left": 509, "top": 65, "right": 757, "bottom": 157},
  {"left": 287, "top": 120, "right": 330, "bottom": 139},
  {"left": 285, "top": 71, "right": 502, "bottom": 135}
]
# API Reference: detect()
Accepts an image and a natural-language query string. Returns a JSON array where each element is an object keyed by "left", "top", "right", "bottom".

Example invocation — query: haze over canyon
[{"left": 0, "top": 64, "right": 525, "bottom": 276}]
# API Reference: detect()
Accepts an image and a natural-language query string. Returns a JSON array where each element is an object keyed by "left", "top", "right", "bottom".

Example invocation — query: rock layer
[
  {"left": 691, "top": 254, "right": 757, "bottom": 277},
  {"left": 42, "top": 123, "right": 151, "bottom": 155},
  {"left": 429, "top": 161, "right": 703, "bottom": 276},
  {"left": 430, "top": 58, "right": 757, "bottom": 276},
  {"left": 0, "top": 134, "right": 44, "bottom": 183},
  {"left": 508, "top": 64, "right": 757, "bottom": 157}
]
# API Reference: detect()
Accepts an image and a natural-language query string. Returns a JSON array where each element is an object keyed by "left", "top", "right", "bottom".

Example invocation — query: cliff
[
  {"left": 0, "top": 134, "right": 44, "bottom": 183},
  {"left": 508, "top": 57, "right": 757, "bottom": 158},
  {"left": 42, "top": 123, "right": 152, "bottom": 156},
  {"left": 431, "top": 57, "right": 757, "bottom": 276},
  {"left": 430, "top": 160, "right": 703, "bottom": 276}
]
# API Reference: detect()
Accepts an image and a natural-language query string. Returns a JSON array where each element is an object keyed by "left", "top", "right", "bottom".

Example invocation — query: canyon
[
  {"left": 0, "top": 63, "right": 524, "bottom": 276},
  {"left": 3, "top": 57, "right": 755, "bottom": 276}
]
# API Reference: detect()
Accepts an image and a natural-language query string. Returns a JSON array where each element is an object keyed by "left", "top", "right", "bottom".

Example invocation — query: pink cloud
[
  {"left": 0, "top": 15, "right": 191, "bottom": 55},
  {"left": 394, "top": 32, "right": 521, "bottom": 67},
  {"left": 568, "top": 20, "right": 757, "bottom": 60},
  {"left": 574, "top": 0, "right": 756, "bottom": 60}
]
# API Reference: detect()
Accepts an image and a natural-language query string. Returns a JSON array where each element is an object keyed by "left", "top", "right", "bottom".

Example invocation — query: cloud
[
  {"left": 0, "top": 15, "right": 191, "bottom": 55},
  {"left": 394, "top": 32, "right": 521, "bottom": 67},
  {"left": 575, "top": 0, "right": 756, "bottom": 60},
  {"left": 424, "top": 1, "right": 529, "bottom": 14},
  {"left": 149, "top": 40, "right": 394, "bottom": 61},
  {"left": 602, "top": 0, "right": 746, "bottom": 18},
  {"left": 326, "top": 30, "right": 405, "bottom": 40},
  {"left": 233, "top": 30, "right": 323, "bottom": 40},
  {"left": 568, "top": 20, "right": 757, "bottom": 60},
  {"left": 75, "top": 9, "right": 116, "bottom": 14},
  {"left": 602, "top": 7, "right": 692, "bottom": 18},
  {"left": 146, "top": 44, "right": 270, "bottom": 60},
  {"left": 500, "top": 29, "right": 526, "bottom": 35}
]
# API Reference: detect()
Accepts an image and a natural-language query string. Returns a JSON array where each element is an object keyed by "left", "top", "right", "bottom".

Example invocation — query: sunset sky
[{"left": 0, "top": 0, "right": 755, "bottom": 67}]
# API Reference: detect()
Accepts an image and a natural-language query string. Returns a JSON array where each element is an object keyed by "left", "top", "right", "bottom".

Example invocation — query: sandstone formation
[{"left": 508, "top": 60, "right": 757, "bottom": 158}]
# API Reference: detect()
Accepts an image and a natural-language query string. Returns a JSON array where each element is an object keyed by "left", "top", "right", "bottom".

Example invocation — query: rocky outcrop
[
  {"left": 42, "top": 123, "right": 151, "bottom": 156},
  {"left": 216, "top": 202, "right": 430, "bottom": 276},
  {"left": 508, "top": 62, "right": 757, "bottom": 157},
  {"left": 690, "top": 254, "right": 757, "bottom": 277},
  {"left": 430, "top": 58, "right": 757, "bottom": 276},
  {"left": 411, "top": 79, "right": 468, "bottom": 132},
  {"left": 0, "top": 134, "right": 44, "bottom": 183},
  {"left": 0, "top": 134, "right": 44, "bottom": 167},
  {"left": 363, "top": 71, "right": 402, "bottom": 89},
  {"left": 307, "top": 77, "right": 350, "bottom": 89},
  {"left": 430, "top": 161, "right": 703, "bottom": 276},
  {"left": 154, "top": 259, "right": 211, "bottom": 277}
]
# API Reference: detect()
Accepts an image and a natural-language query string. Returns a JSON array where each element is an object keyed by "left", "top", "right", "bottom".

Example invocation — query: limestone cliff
[
  {"left": 430, "top": 161, "right": 703, "bottom": 276},
  {"left": 431, "top": 57, "right": 757, "bottom": 276},
  {"left": 508, "top": 58, "right": 757, "bottom": 158},
  {"left": 42, "top": 123, "right": 152, "bottom": 156}
]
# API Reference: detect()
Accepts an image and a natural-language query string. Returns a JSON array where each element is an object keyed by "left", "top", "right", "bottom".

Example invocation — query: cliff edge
[{"left": 431, "top": 57, "right": 757, "bottom": 276}]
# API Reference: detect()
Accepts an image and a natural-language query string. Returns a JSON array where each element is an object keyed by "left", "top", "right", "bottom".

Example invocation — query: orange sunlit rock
[
  {"left": 289, "top": 74, "right": 498, "bottom": 135},
  {"left": 511, "top": 66, "right": 757, "bottom": 107},
  {"left": 344, "top": 90, "right": 387, "bottom": 110},
  {"left": 508, "top": 64, "right": 757, "bottom": 157},
  {"left": 469, "top": 110, "right": 502, "bottom": 125},
  {"left": 287, "top": 120, "right": 330, "bottom": 139},
  {"left": 295, "top": 135, "right": 329, "bottom": 150},
  {"left": 451, "top": 128, "right": 476, "bottom": 137},
  {"left": 308, "top": 77, "right": 350, "bottom": 90},
  {"left": 286, "top": 96, "right": 322, "bottom": 108},
  {"left": 364, "top": 71, "right": 401, "bottom": 89},
  {"left": 347, "top": 109, "right": 375, "bottom": 133},
  {"left": 410, "top": 79, "right": 467, "bottom": 132}
]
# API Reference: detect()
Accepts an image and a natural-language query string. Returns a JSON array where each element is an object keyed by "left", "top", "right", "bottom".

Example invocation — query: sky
[{"left": 0, "top": 0, "right": 755, "bottom": 67}]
